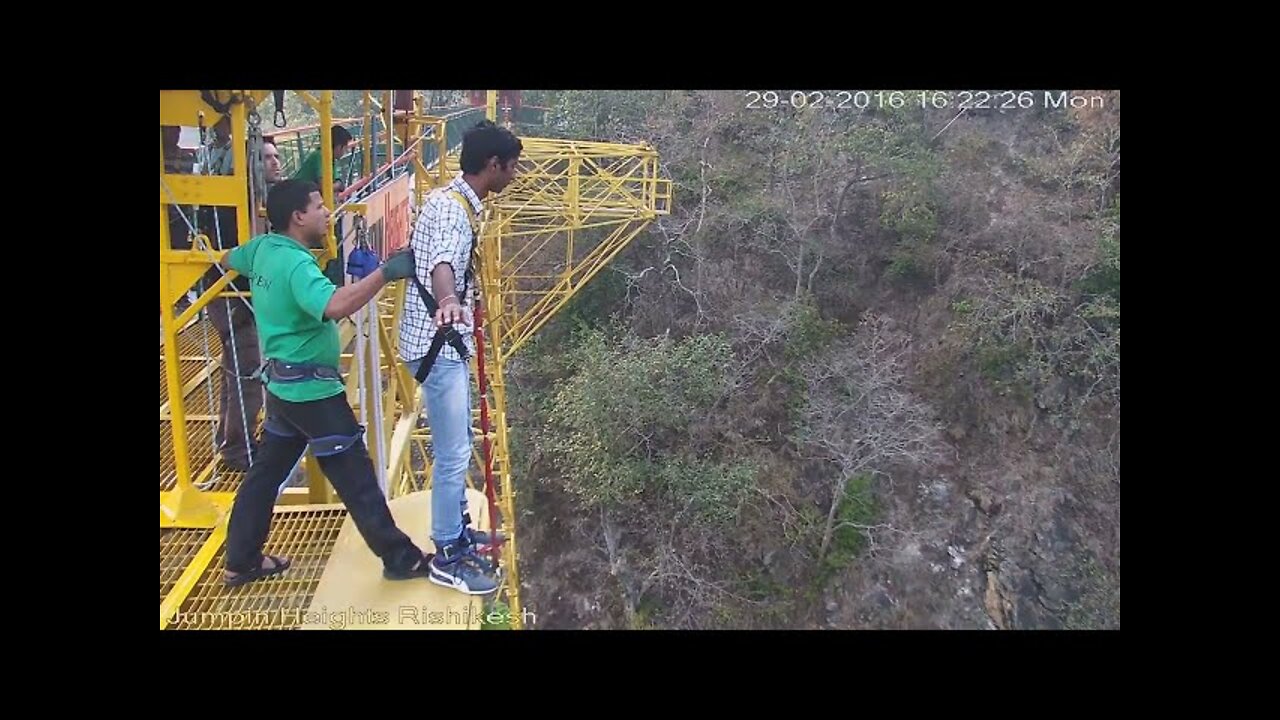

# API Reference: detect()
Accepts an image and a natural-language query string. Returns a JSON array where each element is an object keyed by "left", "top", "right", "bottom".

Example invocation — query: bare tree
[
  {"left": 795, "top": 313, "right": 950, "bottom": 563},
  {"left": 586, "top": 498, "right": 756, "bottom": 629}
]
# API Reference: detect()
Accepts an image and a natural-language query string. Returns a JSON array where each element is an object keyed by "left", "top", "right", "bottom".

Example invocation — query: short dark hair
[
  {"left": 459, "top": 120, "right": 522, "bottom": 174},
  {"left": 332, "top": 125, "right": 352, "bottom": 147},
  {"left": 267, "top": 179, "right": 320, "bottom": 232}
]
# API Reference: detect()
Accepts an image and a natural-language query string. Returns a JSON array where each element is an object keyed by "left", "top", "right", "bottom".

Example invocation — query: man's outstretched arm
[{"left": 323, "top": 248, "right": 415, "bottom": 319}]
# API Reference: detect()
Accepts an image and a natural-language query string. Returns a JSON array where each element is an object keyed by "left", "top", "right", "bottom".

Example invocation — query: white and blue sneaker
[{"left": 429, "top": 539, "right": 499, "bottom": 595}]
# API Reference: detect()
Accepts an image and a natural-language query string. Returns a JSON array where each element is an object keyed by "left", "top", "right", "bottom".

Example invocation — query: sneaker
[
  {"left": 429, "top": 540, "right": 499, "bottom": 595},
  {"left": 461, "top": 513, "right": 507, "bottom": 549}
]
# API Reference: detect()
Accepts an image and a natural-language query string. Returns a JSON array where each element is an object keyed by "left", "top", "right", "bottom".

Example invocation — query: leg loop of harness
[
  {"left": 308, "top": 428, "right": 365, "bottom": 458},
  {"left": 263, "top": 415, "right": 300, "bottom": 438}
]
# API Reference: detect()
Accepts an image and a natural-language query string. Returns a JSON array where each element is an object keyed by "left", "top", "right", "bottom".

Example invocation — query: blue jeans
[{"left": 406, "top": 355, "right": 472, "bottom": 545}]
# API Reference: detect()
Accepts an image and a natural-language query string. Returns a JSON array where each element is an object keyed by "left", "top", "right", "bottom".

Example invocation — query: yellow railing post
[
  {"left": 159, "top": 91, "right": 240, "bottom": 529},
  {"left": 320, "top": 91, "right": 336, "bottom": 260}
]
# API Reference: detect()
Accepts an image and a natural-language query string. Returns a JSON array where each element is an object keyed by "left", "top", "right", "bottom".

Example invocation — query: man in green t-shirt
[
  {"left": 293, "top": 124, "right": 353, "bottom": 193},
  {"left": 218, "top": 179, "right": 433, "bottom": 586}
]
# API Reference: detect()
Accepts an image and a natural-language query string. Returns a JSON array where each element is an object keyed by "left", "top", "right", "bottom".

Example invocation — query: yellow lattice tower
[{"left": 461, "top": 136, "right": 672, "bottom": 626}]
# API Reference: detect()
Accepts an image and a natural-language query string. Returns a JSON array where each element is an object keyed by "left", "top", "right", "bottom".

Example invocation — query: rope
[
  {"left": 212, "top": 206, "right": 256, "bottom": 472},
  {"left": 473, "top": 298, "right": 502, "bottom": 566},
  {"left": 354, "top": 292, "right": 367, "bottom": 426},
  {"left": 370, "top": 294, "right": 388, "bottom": 495},
  {"left": 351, "top": 216, "right": 369, "bottom": 438},
  {"left": 247, "top": 110, "right": 267, "bottom": 215},
  {"left": 349, "top": 215, "right": 389, "bottom": 496}
]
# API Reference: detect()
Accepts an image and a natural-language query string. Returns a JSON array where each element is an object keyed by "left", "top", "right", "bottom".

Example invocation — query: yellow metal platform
[{"left": 302, "top": 487, "right": 493, "bottom": 630}]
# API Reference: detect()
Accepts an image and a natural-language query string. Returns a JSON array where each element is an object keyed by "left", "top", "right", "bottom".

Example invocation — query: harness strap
[
  {"left": 260, "top": 359, "right": 341, "bottom": 384},
  {"left": 309, "top": 429, "right": 364, "bottom": 457},
  {"left": 449, "top": 189, "right": 481, "bottom": 293},
  {"left": 412, "top": 188, "right": 480, "bottom": 384},
  {"left": 409, "top": 276, "right": 470, "bottom": 383}
]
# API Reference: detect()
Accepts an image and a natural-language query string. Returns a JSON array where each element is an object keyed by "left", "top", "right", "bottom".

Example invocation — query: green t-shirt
[
  {"left": 226, "top": 234, "right": 344, "bottom": 403},
  {"left": 293, "top": 150, "right": 342, "bottom": 186}
]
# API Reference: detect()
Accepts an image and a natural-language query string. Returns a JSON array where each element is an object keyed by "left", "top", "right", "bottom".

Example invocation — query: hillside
[{"left": 508, "top": 90, "right": 1120, "bottom": 629}]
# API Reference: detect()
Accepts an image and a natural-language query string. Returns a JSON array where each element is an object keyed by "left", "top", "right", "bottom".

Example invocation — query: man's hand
[
  {"left": 380, "top": 247, "right": 416, "bottom": 281},
  {"left": 434, "top": 297, "right": 464, "bottom": 327},
  {"left": 429, "top": 261, "right": 464, "bottom": 327}
]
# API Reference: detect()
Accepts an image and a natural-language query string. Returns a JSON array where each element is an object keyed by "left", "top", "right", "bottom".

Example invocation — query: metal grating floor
[
  {"left": 180, "top": 372, "right": 222, "bottom": 415},
  {"left": 161, "top": 527, "right": 214, "bottom": 605},
  {"left": 178, "top": 375, "right": 266, "bottom": 434},
  {"left": 160, "top": 317, "right": 220, "bottom": 405},
  {"left": 160, "top": 358, "right": 214, "bottom": 407},
  {"left": 161, "top": 371, "right": 258, "bottom": 495},
  {"left": 174, "top": 317, "right": 221, "bottom": 355},
  {"left": 160, "top": 421, "right": 215, "bottom": 491},
  {"left": 167, "top": 507, "right": 348, "bottom": 630},
  {"left": 200, "top": 469, "right": 245, "bottom": 493}
]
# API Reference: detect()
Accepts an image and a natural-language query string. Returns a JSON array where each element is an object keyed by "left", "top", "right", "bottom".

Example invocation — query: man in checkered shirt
[{"left": 398, "top": 120, "right": 522, "bottom": 596}]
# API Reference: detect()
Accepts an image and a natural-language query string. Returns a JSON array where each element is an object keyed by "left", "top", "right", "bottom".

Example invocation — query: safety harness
[
  {"left": 410, "top": 189, "right": 479, "bottom": 384},
  {"left": 260, "top": 358, "right": 343, "bottom": 384}
]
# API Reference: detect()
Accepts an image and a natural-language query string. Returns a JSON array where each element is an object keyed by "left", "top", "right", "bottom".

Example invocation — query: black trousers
[{"left": 224, "top": 391, "right": 423, "bottom": 574}]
